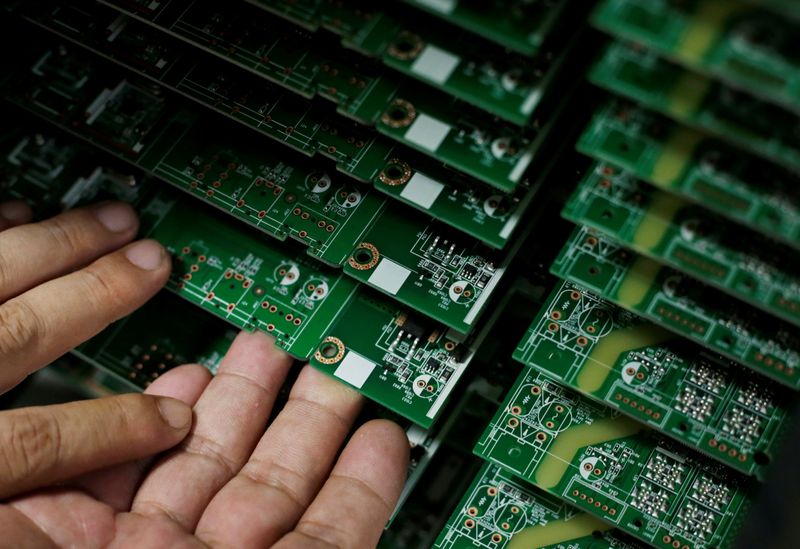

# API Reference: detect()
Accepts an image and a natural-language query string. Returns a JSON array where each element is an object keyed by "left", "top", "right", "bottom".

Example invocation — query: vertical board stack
[{"left": 436, "top": 1, "right": 799, "bottom": 549}]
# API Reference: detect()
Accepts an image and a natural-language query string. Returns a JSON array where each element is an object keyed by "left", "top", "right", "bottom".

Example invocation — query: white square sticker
[
  {"left": 405, "top": 114, "right": 450, "bottom": 152},
  {"left": 334, "top": 352, "right": 376, "bottom": 389},
  {"left": 400, "top": 172, "right": 444, "bottom": 209},
  {"left": 368, "top": 258, "right": 411, "bottom": 295},
  {"left": 411, "top": 45, "right": 460, "bottom": 85}
]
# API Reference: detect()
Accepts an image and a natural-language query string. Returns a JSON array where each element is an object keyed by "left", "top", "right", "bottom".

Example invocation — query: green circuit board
[
  {"left": 13, "top": 118, "right": 505, "bottom": 337},
  {"left": 475, "top": 369, "right": 753, "bottom": 549},
  {"left": 97, "top": 0, "right": 566, "bottom": 126},
  {"left": 24, "top": 2, "right": 543, "bottom": 193},
  {"left": 73, "top": 291, "right": 236, "bottom": 390},
  {"left": 433, "top": 462, "right": 642, "bottom": 549},
  {"left": 8, "top": 21, "right": 393, "bottom": 183},
  {"left": 307, "top": 285, "right": 490, "bottom": 428},
  {"left": 591, "top": 0, "right": 800, "bottom": 112},
  {"left": 401, "top": 0, "right": 567, "bottom": 56},
  {"left": 1, "top": 34, "right": 531, "bottom": 252},
  {"left": 3, "top": 46, "right": 511, "bottom": 336},
  {"left": 551, "top": 226, "right": 800, "bottom": 388},
  {"left": 139, "top": 187, "right": 359, "bottom": 360},
  {"left": 371, "top": 154, "right": 538, "bottom": 250},
  {"left": 139, "top": 188, "right": 479, "bottom": 426},
  {"left": 576, "top": 100, "right": 800, "bottom": 249},
  {"left": 588, "top": 40, "right": 800, "bottom": 172},
  {"left": 0, "top": 87, "right": 386, "bottom": 265},
  {"left": 241, "top": 0, "right": 573, "bottom": 123},
  {"left": 513, "top": 279, "right": 792, "bottom": 478},
  {"left": 144, "top": 118, "right": 385, "bottom": 267},
  {"left": 562, "top": 163, "right": 800, "bottom": 327},
  {"left": 343, "top": 207, "right": 505, "bottom": 333}
]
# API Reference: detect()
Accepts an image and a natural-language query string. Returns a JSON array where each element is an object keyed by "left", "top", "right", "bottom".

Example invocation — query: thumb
[{"left": 0, "top": 393, "right": 192, "bottom": 499}]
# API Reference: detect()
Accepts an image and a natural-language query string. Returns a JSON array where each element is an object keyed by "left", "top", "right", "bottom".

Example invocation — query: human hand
[
  {"left": 2, "top": 331, "right": 409, "bottom": 548},
  {"left": 0, "top": 200, "right": 409, "bottom": 547},
  {"left": 0, "top": 199, "right": 171, "bottom": 393}
]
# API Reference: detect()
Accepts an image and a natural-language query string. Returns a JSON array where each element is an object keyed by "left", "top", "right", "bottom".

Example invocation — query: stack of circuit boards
[
  {"left": 0, "top": 0, "right": 580, "bottom": 423},
  {"left": 437, "top": 1, "right": 800, "bottom": 548},
  {"left": 2, "top": 1, "right": 799, "bottom": 548}
]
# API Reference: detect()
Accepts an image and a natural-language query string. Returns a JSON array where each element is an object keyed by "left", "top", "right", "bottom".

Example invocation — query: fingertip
[
  {"left": 123, "top": 239, "right": 171, "bottom": 274},
  {"left": 0, "top": 394, "right": 196, "bottom": 498},
  {"left": 233, "top": 329, "right": 274, "bottom": 346},
  {"left": 0, "top": 200, "right": 33, "bottom": 228},
  {"left": 92, "top": 201, "right": 139, "bottom": 235},
  {"left": 339, "top": 419, "right": 410, "bottom": 505},
  {"left": 155, "top": 396, "right": 194, "bottom": 432},
  {"left": 219, "top": 329, "right": 292, "bottom": 376},
  {"left": 235, "top": 329, "right": 287, "bottom": 359},
  {"left": 356, "top": 419, "right": 411, "bottom": 465},
  {"left": 145, "top": 363, "right": 213, "bottom": 405},
  {"left": 360, "top": 418, "right": 410, "bottom": 443}
]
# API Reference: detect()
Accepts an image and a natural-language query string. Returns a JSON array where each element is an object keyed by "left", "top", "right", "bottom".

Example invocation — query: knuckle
[
  {"left": 42, "top": 214, "right": 87, "bottom": 257},
  {"left": 193, "top": 533, "right": 237, "bottom": 549},
  {"left": 181, "top": 432, "right": 239, "bottom": 479},
  {"left": 214, "top": 370, "right": 275, "bottom": 400},
  {"left": 330, "top": 474, "right": 391, "bottom": 513},
  {"left": 0, "top": 299, "right": 44, "bottom": 356},
  {"left": 133, "top": 499, "right": 190, "bottom": 528},
  {"left": 79, "top": 262, "right": 128, "bottom": 314},
  {"left": 241, "top": 460, "right": 308, "bottom": 511},
  {"left": 293, "top": 520, "right": 348, "bottom": 549},
  {"left": 0, "top": 411, "right": 60, "bottom": 482},
  {"left": 285, "top": 396, "right": 353, "bottom": 431}
]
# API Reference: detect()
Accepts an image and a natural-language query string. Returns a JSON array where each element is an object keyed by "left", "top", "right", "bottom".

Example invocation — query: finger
[
  {"left": 12, "top": 491, "right": 205, "bottom": 549},
  {"left": 145, "top": 364, "right": 214, "bottom": 400},
  {"left": 196, "top": 366, "right": 363, "bottom": 547},
  {"left": 0, "top": 393, "right": 193, "bottom": 499},
  {"left": 0, "top": 201, "right": 33, "bottom": 232},
  {"left": 133, "top": 331, "right": 292, "bottom": 530},
  {"left": 0, "top": 505, "right": 57, "bottom": 548},
  {"left": 0, "top": 201, "right": 138, "bottom": 302},
  {"left": 0, "top": 239, "right": 171, "bottom": 393},
  {"left": 9, "top": 489, "right": 125, "bottom": 548},
  {"left": 74, "top": 364, "right": 213, "bottom": 510},
  {"left": 274, "top": 420, "right": 409, "bottom": 549}
]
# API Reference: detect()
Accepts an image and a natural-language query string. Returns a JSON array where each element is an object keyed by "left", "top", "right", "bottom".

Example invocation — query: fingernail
[
  {"left": 157, "top": 397, "right": 193, "bottom": 430},
  {"left": 125, "top": 240, "right": 166, "bottom": 270},
  {"left": 0, "top": 201, "right": 31, "bottom": 223},
  {"left": 94, "top": 202, "right": 138, "bottom": 232}
]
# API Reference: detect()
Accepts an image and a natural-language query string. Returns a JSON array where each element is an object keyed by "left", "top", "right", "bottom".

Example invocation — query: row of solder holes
[{"left": 675, "top": 422, "right": 769, "bottom": 465}]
